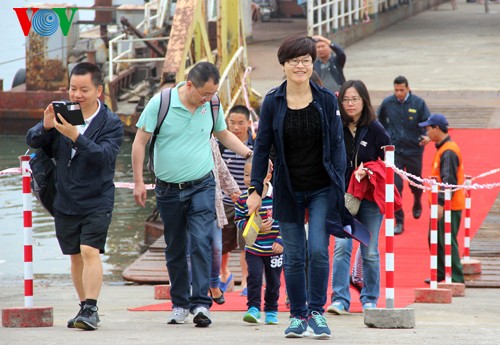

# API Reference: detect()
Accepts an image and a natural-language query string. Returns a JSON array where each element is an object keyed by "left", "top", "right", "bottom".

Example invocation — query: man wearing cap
[
  {"left": 419, "top": 114, "right": 465, "bottom": 283},
  {"left": 378, "top": 76, "right": 431, "bottom": 234}
]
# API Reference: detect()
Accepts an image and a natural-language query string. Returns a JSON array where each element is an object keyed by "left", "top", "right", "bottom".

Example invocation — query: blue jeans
[
  {"left": 279, "top": 186, "right": 330, "bottom": 318},
  {"left": 155, "top": 175, "right": 215, "bottom": 311},
  {"left": 210, "top": 221, "right": 222, "bottom": 289},
  {"left": 331, "top": 199, "right": 383, "bottom": 310},
  {"left": 187, "top": 220, "right": 221, "bottom": 289}
]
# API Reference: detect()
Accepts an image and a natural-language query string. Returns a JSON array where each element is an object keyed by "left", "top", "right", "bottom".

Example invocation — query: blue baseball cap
[{"left": 418, "top": 113, "right": 449, "bottom": 128}]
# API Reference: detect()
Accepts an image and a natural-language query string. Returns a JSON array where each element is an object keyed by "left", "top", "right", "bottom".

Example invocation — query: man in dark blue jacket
[
  {"left": 26, "top": 62, "right": 123, "bottom": 330},
  {"left": 378, "top": 76, "right": 431, "bottom": 234}
]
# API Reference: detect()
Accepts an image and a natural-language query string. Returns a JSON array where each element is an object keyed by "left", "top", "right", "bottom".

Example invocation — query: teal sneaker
[
  {"left": 265, "top": 311, "right": 278, "bottom": 325},
  {"left": 284, "top": 317, "right": 309, "bottom": 338},
  {"left": 243, "top": 306, "right": 261, "bottom": 323},
  {"left": 307, "top": 311, "right": 331, "bottom": 339}
]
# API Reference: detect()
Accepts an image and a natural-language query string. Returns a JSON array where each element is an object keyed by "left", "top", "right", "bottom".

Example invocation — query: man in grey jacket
[
  {"left": 378, "top": 76, "right": 431, "bottom": 234},
  {"left": 313, "top": 35, "right": 346, "bottom": 93}
]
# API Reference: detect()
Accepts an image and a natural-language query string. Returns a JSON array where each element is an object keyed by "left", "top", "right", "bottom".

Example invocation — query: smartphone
[{"left": 52, "top": 101, "right": 85, "bottom": 125}]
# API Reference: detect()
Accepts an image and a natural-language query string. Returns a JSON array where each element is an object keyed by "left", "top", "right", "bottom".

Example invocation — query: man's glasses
[
  {"left": 287, "top": 58, "right": 313, "bottom": 67},
  {"left": 192, "top": 83, "right": 218, "bottom": 100},
  {"left": 341, "top": 97, "right": 362, "bottom": 104}
]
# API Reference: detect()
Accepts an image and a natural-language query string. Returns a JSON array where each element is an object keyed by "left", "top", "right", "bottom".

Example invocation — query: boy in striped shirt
[{"left": 235, "top": 158, "right": 283, "bottom": 325}]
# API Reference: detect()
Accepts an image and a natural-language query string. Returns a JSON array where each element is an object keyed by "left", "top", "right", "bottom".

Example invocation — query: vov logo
[{"left": 14, "top": 8, "right": 78, "bottom": 37}]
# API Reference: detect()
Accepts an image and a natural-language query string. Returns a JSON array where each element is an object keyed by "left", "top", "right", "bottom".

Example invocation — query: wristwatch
[
  {"left": 247, "top": 186, "right": 260, "bottom": 196},
  {"left": 245, "top": 151, "right": 253, "bottom": 159}
]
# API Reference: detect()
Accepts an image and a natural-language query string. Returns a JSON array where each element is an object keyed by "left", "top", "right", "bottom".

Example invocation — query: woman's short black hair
[{"left": 277, "top": 35, "right": 317, "bottom": 65}]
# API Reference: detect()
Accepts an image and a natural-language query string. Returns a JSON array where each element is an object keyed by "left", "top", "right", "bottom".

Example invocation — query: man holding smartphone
[{"left": 26, "top": 62, "right": 124, "bottom": 330}]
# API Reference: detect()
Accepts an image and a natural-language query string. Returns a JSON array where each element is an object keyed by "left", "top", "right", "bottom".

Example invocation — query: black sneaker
[
  {"left": 67, "top": 303, "right": 84, "bottom": 328},
  {"left": 74, "top": 305, "right": 99, "bottom": 330}
]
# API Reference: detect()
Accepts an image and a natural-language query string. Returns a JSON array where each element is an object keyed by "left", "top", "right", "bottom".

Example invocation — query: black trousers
[
  {"left": 245, "top": 252, "right": 283, "bottom": 312},
  {"left": 394, "top": 153, "right": 424, "bottom": 224}
]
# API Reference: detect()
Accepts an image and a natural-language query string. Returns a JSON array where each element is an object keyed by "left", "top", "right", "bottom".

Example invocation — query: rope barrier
[
  {"left": 2, "top": 164, "right": 500, "bottom": 192},
  {"left": 390, "top": 164, "right": 500, "bottom": 191}
]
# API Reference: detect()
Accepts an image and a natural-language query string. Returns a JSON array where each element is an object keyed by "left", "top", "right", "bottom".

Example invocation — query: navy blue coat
[
  {"left": 26, "top": 102, "right": 123, "bottom": 216},
  {"left": 251, "top": 81, "right": 346, "bottom": 225},
  {"left": 345, "top": 120, "right": 391, "bottom": 188},
  {"left": 377, "top": 92, "right": 430, "bottom": 156}
]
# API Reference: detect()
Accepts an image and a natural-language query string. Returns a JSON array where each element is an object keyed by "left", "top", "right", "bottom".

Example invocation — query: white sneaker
[
  {"left": 167, "top": 307, "right": 190, "bottom": 324},
  {"left": 192, "top": 306, "right": 212, "bottom": 327}
]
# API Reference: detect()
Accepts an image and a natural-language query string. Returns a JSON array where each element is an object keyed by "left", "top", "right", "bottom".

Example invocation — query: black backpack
[
  {"left": 29, "top": 145, "right": 56, "bottom": 216},
  {"left": 147, "top": 87, "right": 220, "bottom": 178}
]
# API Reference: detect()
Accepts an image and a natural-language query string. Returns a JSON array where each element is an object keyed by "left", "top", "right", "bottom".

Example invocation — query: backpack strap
[
  {"left": 209, "top": 94, "right": 220, "bottom": 134},
  {"left": 155, "top": 88, "right": 172, "bottom": 135},
  {"left": 148, "top": 88, "right": 172, "bottom": 176}
]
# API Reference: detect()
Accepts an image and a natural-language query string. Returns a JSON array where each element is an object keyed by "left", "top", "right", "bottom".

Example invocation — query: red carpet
[{"left": 129, "top": 129, "right": 500, "bottom": 313}]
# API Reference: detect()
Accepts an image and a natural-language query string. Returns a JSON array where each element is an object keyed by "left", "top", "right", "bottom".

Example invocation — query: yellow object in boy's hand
[{"left": 243, "top": 212, "right": 262, "bottom": 246}]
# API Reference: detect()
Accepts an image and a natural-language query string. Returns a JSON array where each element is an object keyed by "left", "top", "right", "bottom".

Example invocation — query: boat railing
[
  {"left": 137, "top": 0, "right": 172, "bottom": 34},
  {"left": 108, "top": 34, "right": 169, "bottom": 82},
  {"left": 217, "top": 46, "right": 250, "bottom": 117},
  {"left": 307, "top": 0, "right": 395, "bottom": 36}
]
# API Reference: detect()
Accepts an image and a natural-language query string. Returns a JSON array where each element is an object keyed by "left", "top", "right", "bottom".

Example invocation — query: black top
[
  {"left": 344, "top": 126, "right": 357, "bottom": 170},
  {"left": 283, "top": 103, "right": 330, "bottom": 191},
  {"left": 342, "top": 120, "right": 391, "bottom": 189}
]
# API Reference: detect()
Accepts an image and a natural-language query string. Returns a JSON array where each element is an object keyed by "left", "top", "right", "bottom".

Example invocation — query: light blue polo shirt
[{"left": 136, "top": 82, "right": 226, "bottom": 183}]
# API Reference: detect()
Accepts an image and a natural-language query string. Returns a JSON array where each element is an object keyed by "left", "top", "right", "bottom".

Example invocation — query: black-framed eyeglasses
[
  {"left": 341, "top": 97, "right": 362, "bottom": 104},
  {"left": 287, "top": 58, "right": 313, "bottom": 67},
  {"left": 192, "top": 83, "right": 218, "bottom": 100}
]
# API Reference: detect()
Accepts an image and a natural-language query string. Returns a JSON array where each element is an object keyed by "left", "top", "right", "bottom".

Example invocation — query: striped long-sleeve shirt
[
  {"left": 220, "top": 132, "right": 255, "bottom": 205},
  {"left": 234, "top": 184, "right": 283, "bottom": 256}
]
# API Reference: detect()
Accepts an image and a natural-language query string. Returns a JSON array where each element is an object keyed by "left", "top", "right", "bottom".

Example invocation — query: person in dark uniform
[{"left": 378, "top": 76, "right": 431, "bottom": 234}]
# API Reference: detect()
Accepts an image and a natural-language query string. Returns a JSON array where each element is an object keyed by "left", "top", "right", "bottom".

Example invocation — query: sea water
[{"left": 0, "top": 135, "right": 156, "bottom": 285}]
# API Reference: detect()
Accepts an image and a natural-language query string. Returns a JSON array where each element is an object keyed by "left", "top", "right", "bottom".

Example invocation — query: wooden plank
[
  {"left": 123, "top": 235, "right": 245, "bottom": 285},
  {"left": 465, "top": 192, "right": 500, "bottom": 288}
]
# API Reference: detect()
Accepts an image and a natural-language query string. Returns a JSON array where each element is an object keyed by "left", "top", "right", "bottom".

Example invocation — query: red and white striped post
[
  {"left": 1, "top": 156, "right": 53, "bottom": 327},
  {"left": 439, "top": 187, "right": 466, "bottom": 297},
  {"left": 384, "top": 145, "right": 395, "bottom": 309},
  {"left": 444, "top": 188, "right": 452, "bottom": 284},
  {"left": 461, "top": 175, "right": 481, "bottom": 276},
  {"left": 363, "top": 145, "right": 414, "bottom": 329},
  {"left": 463, "top": 176, "right": 472, "bottom": 261},
  {"left": 430, "top": 179, "right": 439, "bottom": 290},
  {"left": 21, "top": 155, "right": 34, "bottom": 307}
]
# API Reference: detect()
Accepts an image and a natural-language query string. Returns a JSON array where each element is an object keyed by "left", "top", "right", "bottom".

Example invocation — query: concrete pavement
[
  {"left": 2, "top": 1, "right": 500, "bottom": 343},
  {"left": 247, "top": 1, "right": 500, "bottom": 117},
  {"left": 1, "top": 282, "right": 500, "bottom": 345}
]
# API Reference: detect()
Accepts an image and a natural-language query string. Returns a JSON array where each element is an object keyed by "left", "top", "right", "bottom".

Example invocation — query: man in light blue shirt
[{"left": 131, "top": 62, "right": 252, "bottom": 327}]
